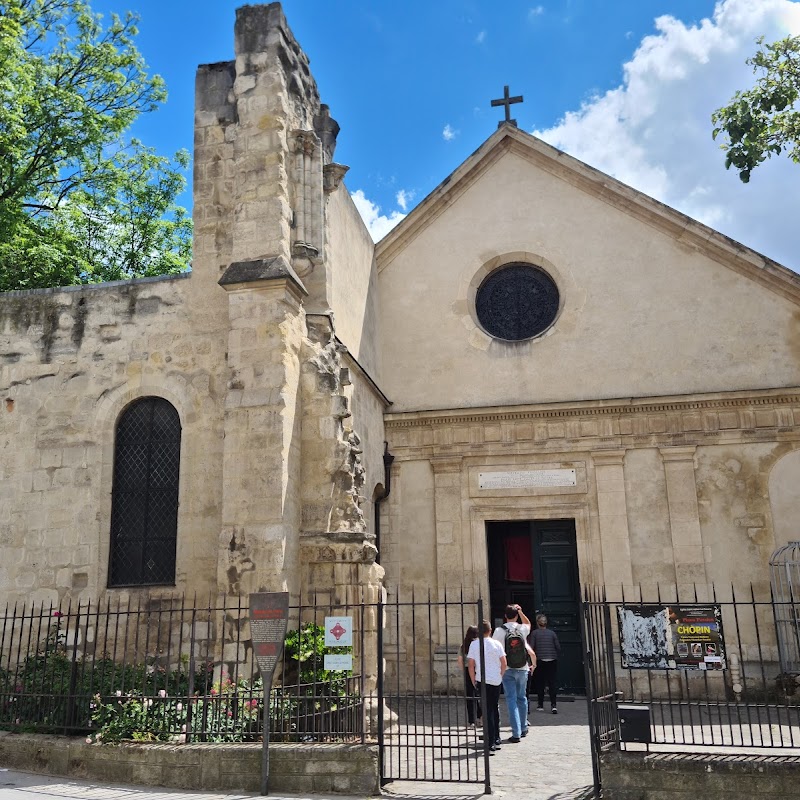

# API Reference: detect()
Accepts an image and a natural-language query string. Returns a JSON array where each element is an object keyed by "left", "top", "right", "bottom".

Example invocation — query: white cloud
[
  {"left": 476, "top": 30, "right": 486, "bottom": 44},
  {"left": 395, "top": 189, "right": 415, "bottom": 211},
  {"left": 443, "top": 123, "right": 458, "bottom": 141},
  {"left": 528, "top": 6, "right": 544, "bottom": 20},
  {"left": 534, "top": 0, "right": 800, "bottom": 271},
  {"left": 351, "top": 189, "right": 406, "bottom": 242}
]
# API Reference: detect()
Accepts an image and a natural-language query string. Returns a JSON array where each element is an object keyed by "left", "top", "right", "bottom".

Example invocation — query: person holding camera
[{"left": 493, "top": 603, "right": 535, "bottom": 743}]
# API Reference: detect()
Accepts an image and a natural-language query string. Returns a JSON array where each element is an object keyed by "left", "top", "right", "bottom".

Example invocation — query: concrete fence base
[
  {"left": 0, "top": 732, "right": 380, "bottom": 796},
  {"left": 601, "top": 750, "right": 800, "bottom": 799}
]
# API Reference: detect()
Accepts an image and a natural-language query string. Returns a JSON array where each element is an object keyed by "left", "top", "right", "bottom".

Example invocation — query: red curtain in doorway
[{"left": 505, "top": 535, "right": 534, "bottom": 583}]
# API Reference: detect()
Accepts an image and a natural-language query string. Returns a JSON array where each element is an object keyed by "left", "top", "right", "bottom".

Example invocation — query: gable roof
[{"left": 375, "top": 124, "right": 800, "bottom": 305}]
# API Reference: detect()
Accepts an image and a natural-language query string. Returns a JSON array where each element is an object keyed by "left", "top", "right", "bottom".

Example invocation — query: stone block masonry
[
  {"left": 0, "top": 274, "right": 228, "bottom": 604},
  {"left": 0, "top": 2, "right": 386, "bottom": 614},
  {"left": 601, "top": 751, "right": 800, "bottom": 799},
  {"left": 0, "top": 733, "right": 380, "bottom": 796}
]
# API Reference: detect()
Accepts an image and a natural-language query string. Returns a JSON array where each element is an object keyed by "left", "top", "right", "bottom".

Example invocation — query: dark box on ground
[{"left": 617, "top": 703, "right": 651, "bottom": 743}]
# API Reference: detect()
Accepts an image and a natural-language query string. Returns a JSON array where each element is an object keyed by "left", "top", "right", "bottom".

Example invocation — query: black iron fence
[
  {"left": 583, "top": 584, "right": 800, "bottom": 755},
  {"left": 0, "top": 588, "right": 491, "bottom": 792},
  {"left": 378, "top": 587, "right": 489, "bottom": 791},
  {"left": 0, "top": 593, "right": 370, "bottom": 743},
  {"left": 580, "top": 586, "right": 619, "bottom": 795}
]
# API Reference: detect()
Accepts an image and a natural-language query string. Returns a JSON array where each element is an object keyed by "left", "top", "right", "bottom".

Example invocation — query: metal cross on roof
[{"left": 491, "top": 85, "right": 523, "bottom": 128}]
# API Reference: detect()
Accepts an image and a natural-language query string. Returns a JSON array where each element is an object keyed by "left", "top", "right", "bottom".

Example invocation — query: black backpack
[{"left": 504, "top": 624, "right": 528, "bottom": 669}]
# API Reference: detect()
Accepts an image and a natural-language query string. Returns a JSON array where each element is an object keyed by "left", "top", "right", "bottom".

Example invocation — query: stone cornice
[
  {"left": 385, "top": 388, "right": 800, "bottom": 428},
  {"left": 383, "top": 388, "right": 800, "bottom": 454},
  {"left": 375, "top": 126, "right": 800, "bottom": 304},
  {"left": 218, "top": 256, "right": 308, "bottom": 297}
]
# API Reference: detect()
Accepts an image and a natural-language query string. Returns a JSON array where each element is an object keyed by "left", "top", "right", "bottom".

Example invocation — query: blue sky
[{"left": 91, "top": 0, "right": 800, "bottom": 270}]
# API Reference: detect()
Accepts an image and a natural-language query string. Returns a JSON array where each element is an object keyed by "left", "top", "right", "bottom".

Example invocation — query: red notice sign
[
  {"left": 249, "top": 592, "right": 290, "bottom": 689},
  {"left": 249, "top": 593, "right": 290, "bottom": 796}
]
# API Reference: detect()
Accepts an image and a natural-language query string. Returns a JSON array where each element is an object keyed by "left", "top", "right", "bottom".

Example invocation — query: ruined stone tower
[{"left": 194, "top": 3, "right": 384, "bottom": 604}]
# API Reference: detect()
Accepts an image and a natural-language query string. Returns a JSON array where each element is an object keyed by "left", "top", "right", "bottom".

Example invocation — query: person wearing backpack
[{"left": 492, "top": 604, "right": 535, "bottom": 743}]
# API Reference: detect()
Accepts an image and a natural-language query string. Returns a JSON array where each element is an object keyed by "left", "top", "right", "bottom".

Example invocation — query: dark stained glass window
[
  {"left": 475, "top": 263, "right": 560, "bottom": 341},
  {"left": 109, "top": 397, "right": 181, "bottom": 587}
]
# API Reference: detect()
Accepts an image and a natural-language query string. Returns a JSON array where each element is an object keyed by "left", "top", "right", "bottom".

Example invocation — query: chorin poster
[
  {"left": 669, "top": 605, "right": 726, "bottom": 670},
  {"left": 249, "top": 592, "right": 290, "bottom": 687},
  {"left": 618, "top": 604, "right": 726, "bottom": 671}
]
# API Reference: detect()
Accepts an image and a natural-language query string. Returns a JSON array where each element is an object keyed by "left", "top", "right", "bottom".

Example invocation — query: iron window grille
[
  {"left": 109, "top": 397, "right": 181, "bottom": 587},
  {"left": 475, "top": 263, "right": 560, "bottom": 341}
]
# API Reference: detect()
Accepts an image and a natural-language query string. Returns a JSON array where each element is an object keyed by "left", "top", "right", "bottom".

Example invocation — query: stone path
[{"left": 382, "top": 697, "right": 595, "bottom": 799}]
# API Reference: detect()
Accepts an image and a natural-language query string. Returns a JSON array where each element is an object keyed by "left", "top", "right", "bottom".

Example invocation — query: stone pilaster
[
  {"left": 290, "top": 130, "right": 324, "bottom": 261},
  {"left": 660, "top": 446, "right": 708, "bottom": 588},
  {"left": 592, "top": 450, "right": 634, "bottom": 590},
  {"left": 290, "top": 130, "right": 331, "bottom": 315},
  {"left": 430, "top": 457, "right": 466, "bottom": 592},
  {"left": 217, "top": 267, "right": 307, "bottom": 598},
  {"left": 431, "top": 456, "right": 466, "bottom": 649}
]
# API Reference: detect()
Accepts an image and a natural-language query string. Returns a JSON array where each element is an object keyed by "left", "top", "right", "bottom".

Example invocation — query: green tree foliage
[
  {"left": 712, "top": 35, "right": 800, "bottom": 183},
  {"left": 0, "top": 0, "right": 191, "bottom": 291}
]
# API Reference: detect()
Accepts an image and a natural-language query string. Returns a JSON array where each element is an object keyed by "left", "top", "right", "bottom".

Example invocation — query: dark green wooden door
[
  {"left": 485, "top": 518, "right": 584, "bottom": 693},
  {"left": 532, "top": 520, "right": 584, "bottom": 693}
]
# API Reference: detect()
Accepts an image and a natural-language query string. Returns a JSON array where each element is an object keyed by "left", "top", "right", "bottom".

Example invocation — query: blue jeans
[{"left": 502, "top": 668, "right": 529, "bottom": 738}]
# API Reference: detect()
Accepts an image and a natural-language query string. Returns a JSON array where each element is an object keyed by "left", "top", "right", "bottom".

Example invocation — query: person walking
[
  {"left": 456, "top": 625, "right": 481, "bottom": 728},
  {"left": 493, "top": 603, "right": 535, "bottom": 743},
  {"left": 530, "top": 613, "right": 561, "bottom": 713},
  {"left": 467, "top": 620, "right": 506, "bottom": 753}
]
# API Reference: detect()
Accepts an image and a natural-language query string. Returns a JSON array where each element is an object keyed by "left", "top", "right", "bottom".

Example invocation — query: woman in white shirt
[{"left": 467, "top": 620, "right": 507, "bottom": 753}]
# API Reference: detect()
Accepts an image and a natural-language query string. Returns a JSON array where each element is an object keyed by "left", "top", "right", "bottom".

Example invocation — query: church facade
[{"left": 2, "top": 4, "right": 800, "bottom": 678}]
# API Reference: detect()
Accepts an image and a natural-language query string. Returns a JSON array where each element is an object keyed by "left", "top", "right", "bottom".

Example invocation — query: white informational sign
[
  {"left": 478, "top": 469, "right": 577, "bottom": 490},
  {"left": 324, "top": 653, "right": 353, "bottom": 672},
  {"left": 324, "top": 616, "right": 353, "bottom": 647}
]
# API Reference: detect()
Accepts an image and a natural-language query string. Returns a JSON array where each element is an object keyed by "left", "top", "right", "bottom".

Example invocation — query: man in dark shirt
[{"left": 529, "top": 613, "right": 561, "bottom": 713}]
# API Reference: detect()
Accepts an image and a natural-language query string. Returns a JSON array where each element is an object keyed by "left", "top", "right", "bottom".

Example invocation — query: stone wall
[
  {"left": 326, "top": 184, "right": 381, "bottom": 375},
  {"left": 0, "top": 732, "right": 379, "bottom": 796},
  {"left": 383, "top": 390, "right": 800, "bottom": 602},
  {"left": 0, "top": 274, "right": 228, "bottom": 606},
  {"left": 379, "top": 389, "right": 800, "bottom": 687},
  {"left": 601, "top": 751, "right": 800, "bottom": 799},
  {"left": 0, "top": 2, "right": 387, "bottom": 613},
  {"left": 376, "top": 130, "right": 800, "bottom": 414}
]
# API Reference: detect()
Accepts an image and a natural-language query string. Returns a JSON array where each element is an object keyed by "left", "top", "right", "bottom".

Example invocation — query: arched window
[{"left": 109, "top": 397, "right": 181, "bottom": 587}]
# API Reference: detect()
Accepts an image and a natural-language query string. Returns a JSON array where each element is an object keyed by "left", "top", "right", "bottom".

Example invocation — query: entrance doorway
[{"left": 486, "top": 518, "right": 584, "bottom": 693}]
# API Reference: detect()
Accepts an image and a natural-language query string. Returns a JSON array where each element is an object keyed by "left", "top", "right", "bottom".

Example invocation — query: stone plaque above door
[
  {"left": 469, "top": 462, "right": 587, "bottom": 497},
  {"left": 478, "top": 469, "right": 576, "bottom": 490}
]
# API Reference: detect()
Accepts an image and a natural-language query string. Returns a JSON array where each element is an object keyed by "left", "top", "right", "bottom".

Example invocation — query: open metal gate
[
  {"left": 580, "top": 586, "right": 620, "bottom": 798},
  {"left": 377, "top": 590, "right": 491, "bottom": 793}
]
